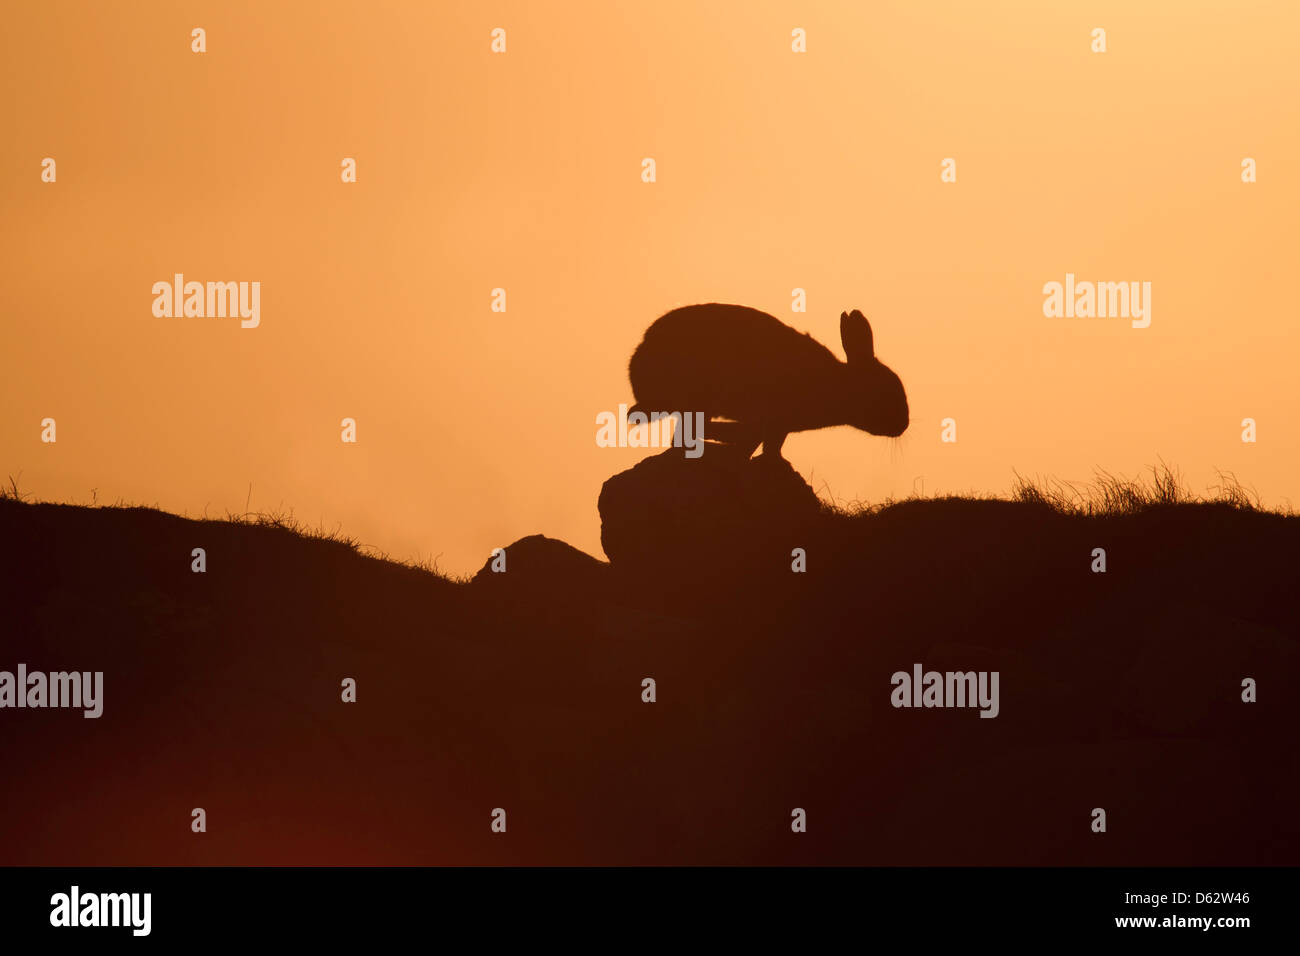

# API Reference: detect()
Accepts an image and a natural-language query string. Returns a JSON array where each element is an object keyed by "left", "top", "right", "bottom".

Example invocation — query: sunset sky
[{"left": 3, "top": 1, "right": 1297, "bottom": 574}]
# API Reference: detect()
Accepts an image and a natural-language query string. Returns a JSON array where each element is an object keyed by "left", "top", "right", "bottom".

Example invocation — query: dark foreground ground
[{"left": 0, "top": 485, "right": 1295, "bottom": 865}]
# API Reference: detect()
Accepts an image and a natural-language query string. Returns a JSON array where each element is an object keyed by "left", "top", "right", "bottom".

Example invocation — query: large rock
[{"left": 598, "top": 448, "right": 824, "bottom": 578}]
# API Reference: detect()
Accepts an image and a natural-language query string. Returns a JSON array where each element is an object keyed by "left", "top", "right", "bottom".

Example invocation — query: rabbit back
[{"left": 628, "top": 303, "right": 841, "bottom": 425}]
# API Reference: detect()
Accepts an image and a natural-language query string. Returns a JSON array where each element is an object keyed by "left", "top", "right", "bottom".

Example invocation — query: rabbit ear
[{"left": 841, "top": 309, "right": 874, "bottom": 362}]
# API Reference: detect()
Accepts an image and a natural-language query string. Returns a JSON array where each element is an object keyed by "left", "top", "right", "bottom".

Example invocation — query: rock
[
  {"left": 469, "top": 534, "right": 610, "bottom": 593},
  {"left": 598, "top": 448, "right": 824, "bottom": 578}
]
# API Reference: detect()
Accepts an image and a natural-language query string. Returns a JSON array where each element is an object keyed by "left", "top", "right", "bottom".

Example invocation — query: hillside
[{"left": 0, "top": 472, "right": 1296, "bottom": 865}]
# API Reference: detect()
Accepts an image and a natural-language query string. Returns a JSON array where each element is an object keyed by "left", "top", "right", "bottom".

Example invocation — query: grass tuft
[{"left": 1009, "top": 461, "right": 1281, "bottom": 516}]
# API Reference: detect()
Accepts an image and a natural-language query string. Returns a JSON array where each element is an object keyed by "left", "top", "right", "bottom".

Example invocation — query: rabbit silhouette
[{"left": 628, "top": 303, "right": 908, "bottom": 458}]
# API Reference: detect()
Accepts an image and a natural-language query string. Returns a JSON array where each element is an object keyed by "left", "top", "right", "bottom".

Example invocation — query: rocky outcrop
[
  {"left": 469, "top": 533, "right": 610, "bottom": 592},
  {"left": 597, "top": 448, "right": 825, "bottom": 579}
]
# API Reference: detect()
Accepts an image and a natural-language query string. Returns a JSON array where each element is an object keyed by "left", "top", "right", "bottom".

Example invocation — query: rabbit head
[{"left": 840, "top": 310, "right": 909, "bottom": 437}]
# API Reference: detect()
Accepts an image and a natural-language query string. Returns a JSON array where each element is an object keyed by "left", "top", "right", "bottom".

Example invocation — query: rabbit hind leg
[{"left": 760, "top": 431, "right": 788, "bottom": 459}]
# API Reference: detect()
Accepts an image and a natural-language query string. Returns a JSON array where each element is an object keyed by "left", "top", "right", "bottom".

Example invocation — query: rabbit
[{"left": 627, "top": 303, "right": 908, "bottom": 458}]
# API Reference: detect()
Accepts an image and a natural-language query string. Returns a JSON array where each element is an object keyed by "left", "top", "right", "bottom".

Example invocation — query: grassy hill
[{"left": 0, "top": 472, "right": 1296, "bottom": 865}]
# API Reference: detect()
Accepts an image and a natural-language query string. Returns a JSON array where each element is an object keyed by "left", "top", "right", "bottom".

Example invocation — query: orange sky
[{"left": 3, "top": 1, "right": 1297, "bottom": 574}]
